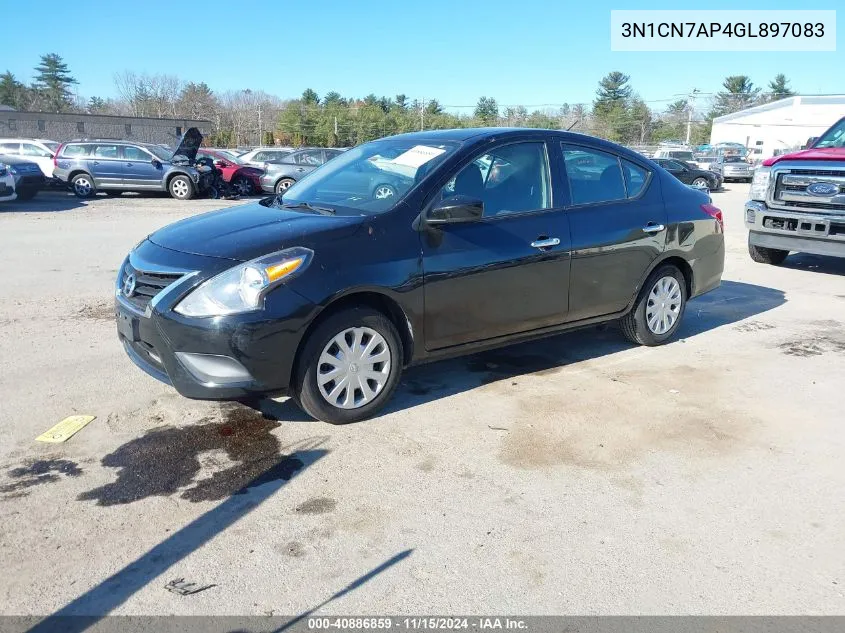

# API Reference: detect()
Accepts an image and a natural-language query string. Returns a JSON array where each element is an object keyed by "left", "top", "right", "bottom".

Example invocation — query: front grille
[
  {"left": 120, "top": 264, "right": 183, "bottom": 312},
  {"left": 773, "top": 169, "right": 845, "bottom": 214}
]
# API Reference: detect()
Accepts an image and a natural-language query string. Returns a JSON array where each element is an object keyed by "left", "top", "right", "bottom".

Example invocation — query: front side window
[
  {"left": 22, "top": 143, "right": 51, "bottom": 157},
  {"left": 123, "top": 146, "right": 150, "bottom": 161},
  {"left": 562, "top": 144, "right": 626, "bottom": 205},
  {"left": 441, "top": 142, "right": 551, "bottom": 217},
  {"left": 92, "top": 144, "right": 119, "bottom": 159}
]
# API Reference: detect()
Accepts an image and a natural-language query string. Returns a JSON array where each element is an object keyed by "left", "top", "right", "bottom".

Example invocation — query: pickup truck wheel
[
  {"left": 748, "top": 240, "right": 788, "bottom": 265},
  {"left": 293, "top": 307, "right": 403, "bottom": 424},
  {"left": 71, "top": 174, "right": 95, "bottom": 198},
  {"left": 621, "top": 265, "right": 687, "bottom": 347},
  {"left": 169, "top": 175, "right": 194, "bottom": 200},
  {"left": 275, "top": 178, "right": 295, "bottom": 194}
]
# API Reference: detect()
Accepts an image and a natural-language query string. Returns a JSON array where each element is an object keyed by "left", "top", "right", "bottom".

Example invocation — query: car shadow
[
  {"left": 779, "top": 253, "right": 845, "bottom": 277},
  {"left": 0, "top": 190, "right": 88, "bottom": 213},
  {"left": 255, "top": 280, "right": 786, "bottom": 423}
]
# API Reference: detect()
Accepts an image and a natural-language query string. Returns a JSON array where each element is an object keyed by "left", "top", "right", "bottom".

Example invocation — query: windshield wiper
[{"left": 278, "top": 201, "right": 336, "bottom": 215}]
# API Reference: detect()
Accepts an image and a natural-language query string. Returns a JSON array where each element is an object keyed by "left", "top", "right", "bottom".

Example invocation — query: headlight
[
  {"left": 749, "top": 167, "right": 771, "bottom": 201},
  {"left": 174, "top": 247, "right": 313, "bottom": 317}
]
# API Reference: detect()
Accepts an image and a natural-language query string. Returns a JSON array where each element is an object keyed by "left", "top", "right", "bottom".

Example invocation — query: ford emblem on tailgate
[{"left": 807, "top": 182, "right": 839, "bottom": 196}]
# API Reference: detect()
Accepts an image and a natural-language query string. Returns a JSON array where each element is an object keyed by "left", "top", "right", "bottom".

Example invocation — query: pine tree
[
  {"left": 32, "top": 53, "right": 77, "bottom": 112},
  {"left": 0, "top": 71, "right": 29, "bottom": 109},
  {"left": 709, "top": 75, "right": 760, "bottom": 117},
  {"left": 767, "top": 74, "right": 796, "bottom": 101},
  {"left": 474, "top": 96, "right": 498, "bottom": 125}
]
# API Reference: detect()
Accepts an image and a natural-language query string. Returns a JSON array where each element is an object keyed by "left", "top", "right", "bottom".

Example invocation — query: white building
[{"left": 710, "top": 95, "right": 845, "bottom": 160}]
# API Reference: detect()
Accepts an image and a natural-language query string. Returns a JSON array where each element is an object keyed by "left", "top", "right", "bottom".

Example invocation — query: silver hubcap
[
  {"left": 374, "top": 186, "right": 395, "bottom": 200},
  {"left": 172, "top": 179, "right": 189, "bottom": 197},
  {"left": 277, "top": 180, "right": 292, "bottom": 192},
  {"left": 234, "top": 179, "right": 250, "bottom": 195},
  {"left": 692, "top": 178, "right": 708, "bottom": 188},
  {"left": 75, "top": 178, "right": 91, "bottom": 195},
  {"left": 646, "top": 276, "right": 682, "bottom": 335},
  {"left": 317, "top": 327, "right": 391, "bottom": 410}
]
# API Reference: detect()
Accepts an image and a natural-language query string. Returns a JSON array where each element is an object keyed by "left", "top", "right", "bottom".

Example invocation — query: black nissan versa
[{"left": 116, "top": 128, "right": 725, "bottom": 424}]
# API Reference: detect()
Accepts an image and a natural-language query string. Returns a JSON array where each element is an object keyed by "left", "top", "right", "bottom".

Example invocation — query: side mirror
[
  {"left": 214, "top": 160, "right": 227, "bottom": 168},
  {"left": 151, "top": 158, "right": 161, "bottom": 168},
  {"left": 805, "top": 137, "right": 818, "bottom": 149},
  {"left": 427, "top": 195, "right": 483, "bottom": 224}
]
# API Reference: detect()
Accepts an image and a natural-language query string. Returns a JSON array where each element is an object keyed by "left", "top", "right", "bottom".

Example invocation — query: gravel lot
[{"left": 0, "top": 186, "right": 843, "bottom": 616}]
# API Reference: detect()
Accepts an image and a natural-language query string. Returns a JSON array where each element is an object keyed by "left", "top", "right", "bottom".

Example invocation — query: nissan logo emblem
[{"left": 122, "top": 273, "right": 137, "bottom": 298}]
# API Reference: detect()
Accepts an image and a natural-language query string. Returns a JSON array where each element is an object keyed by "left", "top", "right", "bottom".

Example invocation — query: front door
[
  {"left": 422, "top": 140, "right": 571, "bottom": 350},
  {"left": 121, "top": 146, "right": 162, "bottom": 189},
  {"left": 561, "top": 143, "right": 666, "bottom": 321},
  {"left": 88, "top": 144, "right": 124, "bottom": 188}
]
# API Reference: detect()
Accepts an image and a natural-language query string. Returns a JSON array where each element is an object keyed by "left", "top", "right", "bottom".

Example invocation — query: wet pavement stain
[
  {"left": 1, "top": 459, "right": 83, "bottom": 497},
  {"left": 77, "top": 404, "right": 304, "bottom": 506},
  {"left": 294, "top": 497, "right": 337, "bottom": 514}
]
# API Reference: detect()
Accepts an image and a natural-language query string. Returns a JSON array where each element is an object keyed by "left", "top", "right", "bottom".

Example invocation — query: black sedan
[
  {"left": 115, "top": 128, "right": 725, "bottom": 424},
  {"left": 653, "top": 158, "right": 722, "bottom": 191}
]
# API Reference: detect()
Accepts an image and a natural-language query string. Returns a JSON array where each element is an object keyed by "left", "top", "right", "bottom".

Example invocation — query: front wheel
[
  {"left": 168, "top": 175, "right": 194, "bottom": 200},
  {"left": 691, "top": 177, "right": 709, "bottom": 189},
  {"left": 293, "top": 307, "right": 403, "bottom": 424},
  {"left": 620, "top": 265, "right": 687, "bottom": 346},
  {"left": 275, "top": 178, "right": 295, "bottom": 194},
  {"left": 748, "top": 240, "right": 789, "bottom": 265},
  {"left": 373, "top": 183, "right": 397, "bottom": 200}
]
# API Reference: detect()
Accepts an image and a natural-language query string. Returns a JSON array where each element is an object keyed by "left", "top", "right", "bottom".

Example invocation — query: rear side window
[
  {"left": 0, "top": 142, "right": 20, "bottom": 155},
  {"left": 93, "top": 145, "right": 119, "bottom": 159},
  {"left": 622, "top": 160, "right": 649, "bottom": 198},
  {"left": 295, "top": 150, "right": 324, "bottom": 166},
  {"left": 61, "top": 144, "right": 91, "bottom": 158},
  {"left": 562, "top": 144, "right": 626, "bottom": 205},
  {"left": 252, "top": 151, "right": 269, "bottom": 161},
  {"left": 22, "top": 143, "right": 51, "bottom": 157}
]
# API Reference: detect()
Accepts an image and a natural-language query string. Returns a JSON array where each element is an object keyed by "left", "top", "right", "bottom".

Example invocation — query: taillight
[
  {"left": 701, "top": 203, "right": 724, "bottom": 232},
  {"left": 53, "top": 144, "right": 63, "bottom": 167}
]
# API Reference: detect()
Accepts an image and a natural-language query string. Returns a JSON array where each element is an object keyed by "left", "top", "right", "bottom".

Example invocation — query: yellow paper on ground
[{"left": 35, "top": 415, "right": 96, "bottom": 443}]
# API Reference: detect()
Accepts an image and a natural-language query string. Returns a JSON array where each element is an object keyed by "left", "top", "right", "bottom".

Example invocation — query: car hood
[
  {"left": 170, "top": 127, "right": 203, "bottom": 163},
  {"left": 148, "top": 201, "right": 364, "bottom": 261},
  {"left": 763, "top": 146, "right": 845, "bottom": 166}
]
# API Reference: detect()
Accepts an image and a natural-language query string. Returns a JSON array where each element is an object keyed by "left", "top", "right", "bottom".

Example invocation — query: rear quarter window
[{"left": 61, "top": 144, "right": 92, "bottom": 158}]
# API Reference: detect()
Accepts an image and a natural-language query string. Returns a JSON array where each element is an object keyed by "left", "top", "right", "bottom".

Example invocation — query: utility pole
[
  {"left": 685, "top": 88, "right": 700, "bottom": 146},
  {"left": 334, "top": 116, "right": 338, "bottom": 136},
  {"left": 257, "top": 103, "right": 262, "bottom": 146}
]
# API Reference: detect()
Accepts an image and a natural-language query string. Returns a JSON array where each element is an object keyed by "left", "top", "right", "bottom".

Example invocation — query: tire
[
  {"left": 275, "top": 178, "right": 295, "bottom": 194},
  {"left": 620, "top": 264, "right": 687, "bottom": 346},
  {"left": 168, "top": 175, "right": 194, "bottom": 200},
  {"left": 71, "top": 173, "right": 95, "bottom": 198},
  {"left": 293, "top": 307, "right": 403, "bottom": 424},
  {"left": 232, "top": 176, "right": 252, "bottom": 196},
  {"left": 373, "top": 183, "right": 397, "bottom": 200},
  {"left": 15, "top": 188, "right": 37, "bottom": 200},
  {"left": 748, "top": 239, "right": 789, "bottom": 265},
  {"left": 691, "top": 177, "right": 709, "bottom": 189}
]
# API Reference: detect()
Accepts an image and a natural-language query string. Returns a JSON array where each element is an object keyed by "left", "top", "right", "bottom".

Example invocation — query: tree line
[{"left": 1, "top": 54, "right": 799, "bottom": 148}]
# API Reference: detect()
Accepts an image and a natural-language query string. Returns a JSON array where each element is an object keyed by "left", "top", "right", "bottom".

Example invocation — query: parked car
[
  {"left": 259, "top": 148, "right": 345, "bottom": 193},
  {"left": 53, "top": 129, "right": 213, "bottom": 200},
  {"left": 0, "top": 161, "right": 17, "bottom": 202},
  {"left": 239, "top": 147, "right": 295, "bottom": 168},
  {"left": 195, "top": 149, "right": 264, "bottom": 196},
  {"left": 115, "top": 128, "right": 725, "bottom": 424},
  {"left": 652, "top": 148, "right": 697, "bottom": 163},
  {"left": 0, "top": 155, "right": 45, "bottom": 200},
  {"left": 653, "top": 158, "right": 722, "bottom": 190},
  {"left": 0, "top": 138, "right": 61, "bottom": 180},
  {"left": 745, "top": 115, "right": 845, "bottom": 264},
  {"left": 713, "top": 155, "right": 754, "bottom": 182}
]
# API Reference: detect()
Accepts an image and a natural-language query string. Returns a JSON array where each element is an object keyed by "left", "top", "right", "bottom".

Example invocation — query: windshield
[
  {"left": 147, "top": 145, "right": 173, "bottom": 161},
  {"left": 44, "top": 142, "right": 60, "bottom": 152},
  {"left": 671, "top": 151, "right": 694, "bottom": 160},
  {"left": 814, "top": 119, "right": 845, "bottom": 148},
  {"left": 281, "top": 139, "right": 459, "bottom": 215},
  {"left": 723, "top": 156, "right": 745, "bottom": 163}
]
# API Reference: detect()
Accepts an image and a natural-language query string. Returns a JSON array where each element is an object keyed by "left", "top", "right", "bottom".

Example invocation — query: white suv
[{"left": 0, "top": 138, "right": 61, "bottom": 179}]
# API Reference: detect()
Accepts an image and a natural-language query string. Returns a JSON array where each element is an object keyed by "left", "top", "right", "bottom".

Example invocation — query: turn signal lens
[{"left": 266, "top": 257, "right": 304, "bottom": 282}]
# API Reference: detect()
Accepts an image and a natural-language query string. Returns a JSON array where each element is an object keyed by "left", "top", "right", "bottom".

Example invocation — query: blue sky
[{"left": 4, "top": 0, "right": 842, "bottom": 113}]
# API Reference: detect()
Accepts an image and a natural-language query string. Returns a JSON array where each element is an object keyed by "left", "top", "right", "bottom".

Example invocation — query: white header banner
[{"left": 611, "top": 10, "right": 836, "bottom": 52}]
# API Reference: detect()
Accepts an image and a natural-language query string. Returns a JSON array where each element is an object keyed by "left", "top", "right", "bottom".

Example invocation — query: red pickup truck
[{"left": 744, "top": 116, "right": 845, "bottom": 264}]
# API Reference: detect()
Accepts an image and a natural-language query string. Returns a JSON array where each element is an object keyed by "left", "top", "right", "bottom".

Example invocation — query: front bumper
[
  {"left": 14, "top": 173, "right": 45, "bottom": 191},
  {"left": 722, "top": 168, "right": 752, "bottom": 180},
  {"left": 745, "top": 200, "right": 845, "bottom": 257},
  {"left": 115, "top": 240, "right": 319, "bottom": 400}
]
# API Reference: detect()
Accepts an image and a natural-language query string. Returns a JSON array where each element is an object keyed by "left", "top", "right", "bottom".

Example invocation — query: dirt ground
[{"left": 0, "top": 186, "right": 843, "bottom": 616}]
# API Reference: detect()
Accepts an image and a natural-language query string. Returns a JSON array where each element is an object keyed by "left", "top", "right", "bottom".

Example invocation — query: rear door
[
  {"left": 122, "top": 145, "right": 161, "bottom": 189},
  {"left": 89, "top": 144, "right": 124, "bottom": 187},
  {"left": 561, "top": 143, "right": 666, "bottom": 321}
]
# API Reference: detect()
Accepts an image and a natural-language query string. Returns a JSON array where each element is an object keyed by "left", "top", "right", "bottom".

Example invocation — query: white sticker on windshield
[{"left": 390, "top": 145, "right": 447, "bottom": 169}]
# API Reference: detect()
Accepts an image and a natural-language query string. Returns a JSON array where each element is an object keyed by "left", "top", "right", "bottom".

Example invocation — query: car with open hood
[
  {"left": 52, "top": 128, "right": 213, "bottom": 199},
  {"left": 115, "top": 128, "right": 724, "bottom": 424},
  {"left": 195, "top": 148, "right": 264, "bottom": 196}
]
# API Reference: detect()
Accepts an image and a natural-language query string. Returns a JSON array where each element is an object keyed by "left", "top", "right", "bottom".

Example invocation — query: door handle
[
  {"left": 126, "top": 162, "right": 134, "bottom": 166},
  {"left": 642, "top": 223, "right": 665, "bottom": 234},
  {"left": 530, "top": 237, "right": 560, "bottom": 249},
  {"left": 92, "top": 161, "right": 100, "bottom": 165},
  {"left": 295, "top": 167, "right": 306, "bottom": 172}
]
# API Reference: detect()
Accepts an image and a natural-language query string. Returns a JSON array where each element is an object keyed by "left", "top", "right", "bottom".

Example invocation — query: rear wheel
[
  {"left": 168, "top": 175, "right": 194, "bottom": 200},
  {"left": 621, "top": 265, "right": 687, "bottom": 346},
  {"left": 373, "top": 183, "right": 397, "bottom": 200},
  {"left": 71, "top": 173, "right": 95, "bottom": 198},
  {"left": 293, "top": 307, "right": 403, "bottom": 424},
  {"left": 232, "top": 176, "right": 252, "bottom": 196},
  {"left": 748, "top": 239, "right": 789, "bottom": 265},
  {"left": 275, "top": 178, "right": 295, "bottom": 194}
]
